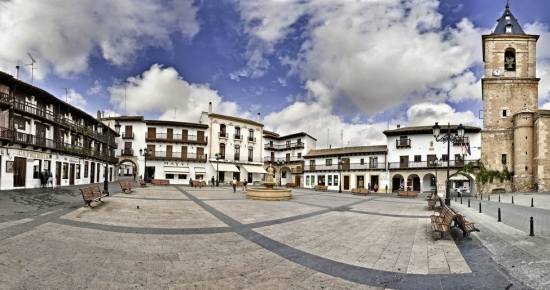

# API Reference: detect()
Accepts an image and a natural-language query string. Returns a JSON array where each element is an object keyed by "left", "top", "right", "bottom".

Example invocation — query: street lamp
[
  {"left": 97, "top": 120, "right": 121, "bottom": 196},
  {"left": 431, "top": 157, "right": 442, "bottom": 195},
  {"left": 432, "top": 122, "right": 465, "bottom": 206},
  {"left": 139, "top": 148, "right": 153, "bottom": 182},
  {"left": 215, "top": 153, "right": 221, "bottom": 186},
  {"left": 338, "top": 156, "right": 343, "bottom": 193},
  {"left": 276, "top": 159, "right": 284, "bottom": 186}
]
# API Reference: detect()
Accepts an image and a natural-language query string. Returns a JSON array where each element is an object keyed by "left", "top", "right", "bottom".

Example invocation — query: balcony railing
[
  {"left": 264, "top": 142, "right": 305, "bottom": 150},
  {"left": 219, "top": 132, "right": 228, "bottom": 138},
  {"left": 0, "top": 92, "right": 12, "bottom": 107},
  {"left": 247, "top": 136, "right": 256, "bottom": 142},
  {"left": 396, "top": 139, "right": 411, "bottom": 148},
  {"left": 452, "top": 137, "right": 470, "bottom": 145},
  {"left": 388, "top": 159, "right": 479, "bottom": 169},
  {"left": 263, "top": 156, "right": 304, "bottom": 163},
  {"left": 0, "top": 127, "right": 12, "bottom": 141},
  {"left": 234, "top": 134, "right": 242, "bottom": 140},
  {"left": 304, "top": 162, "right": 386, "bottom": 171},
  {"left": 121, "top": 148, "right": 134, "bottom": 156},
  {"left": 146, "top": 133, "right": 207, "bottom": 144},
  {"left": 122, "top": 132, "right": 134, "bottom": 139},
  {"left": 213, "top": 156, "right": 263, "bottom": 163},
  {"left": 147, "top": 151, "right": 208, "bottom": 161}
]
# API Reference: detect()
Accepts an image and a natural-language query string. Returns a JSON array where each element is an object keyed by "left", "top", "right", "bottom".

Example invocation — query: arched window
[
  {"left": 505, "top": 49, "right": 516, "bottom": 71},
  {"left": 219, "top": 143, "right": 225, "bottom": 159},
  {"left": 235, "top": 126, "right": 241, "bottom": 139},
  {"left": 220, "top": 124, "right": 226, "bottom": 137},
  {"left": 234, "top": 145, "right": 240, "bottom": 161}
]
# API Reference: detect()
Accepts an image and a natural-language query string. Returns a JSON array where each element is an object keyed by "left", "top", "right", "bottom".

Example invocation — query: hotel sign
[{"left": 17, "top": 150, "right": 51, "bottom": 160}]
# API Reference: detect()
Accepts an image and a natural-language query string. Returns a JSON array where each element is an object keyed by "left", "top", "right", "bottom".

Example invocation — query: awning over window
[
  {"left": 216, "top": 163, "right": 240, "bottom": 172},
  {"left": 242, "top": 165, "right": 267, "bottom": 174},
  {"left": 194, "top": 167, "right": 207, "bottom": 173},
  {"left": 164, "top": 167, "right": 189, "bottom": 174}
]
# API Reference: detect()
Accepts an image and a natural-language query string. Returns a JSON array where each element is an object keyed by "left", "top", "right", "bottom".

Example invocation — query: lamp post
[
  {"left": 432, "top": 122, "right": 465, "bottom": 206},
  {"left": 338, "top": 156, "right": 342, "bottom": 193},
  {"left": 276, "top": 159, "right": 284, "bottom": 186},
  {"left": 139, "top": 148, "right": 153, "bottom": 182},
  {"left": 215, "top": 153, "right": 221, "bottom": 186},
  {"left": 432, "top": 157, "right": 441, "bottom": 195},
  {"left": 97, "top": 120, "right": 121, "bottom": 196}
]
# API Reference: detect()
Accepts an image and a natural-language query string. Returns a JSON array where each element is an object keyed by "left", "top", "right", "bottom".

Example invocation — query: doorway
[
  {"left": 295, "top": 175, "right": 300, "bottom": 186},
  {"left": 90, "top": 162, "right": 95, "bottom": 183},
  {"left": 69, "top": 164, "right": 75, "bottom": 185},
  {"left": 13, "top": 157, "right": 26, "bottom": 187},
  {"left": 356, "top": 175, "right": 365, "bottom": 189},
  {"left": 370, "top": 175, "right": 379, "bottom": 191},
  {"left": 343, "top": 175, "right": 350, "bottom": 191},
  {"left": 56, "top": 162, "right": 61, "bottom": 186}
]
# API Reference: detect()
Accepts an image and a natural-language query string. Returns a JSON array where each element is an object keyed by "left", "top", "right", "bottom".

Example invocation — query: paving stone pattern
[{"left": 0, "top": 181, "right": 541, "bottom": 289}]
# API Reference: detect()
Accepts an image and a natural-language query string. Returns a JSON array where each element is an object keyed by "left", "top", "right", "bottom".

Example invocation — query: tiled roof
[
  {"left": 493, "top": 5, "right": 525, "bottom": 35},
  {"left": 383, "top": 125, "right": 481, "bottom": 136},
  {"left": 209, "top": 113, "right": 264, "bottom": 127},
  {"left": 304, "top": 145, "right": 387, "bottom": 158},
  {"left": 263, "top": 131, "right": 317, "bottom": 141}
]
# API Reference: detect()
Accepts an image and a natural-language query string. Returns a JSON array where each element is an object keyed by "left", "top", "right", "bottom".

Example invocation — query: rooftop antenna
[
  {"left": 26, "top": 53, "right": 37, "bottom": 85},
  {"left": 173, "top": 107, "right": 178, "bottom": 121},
  {"left": 60, "top": 87, "right": 70, "bottom": 102}
]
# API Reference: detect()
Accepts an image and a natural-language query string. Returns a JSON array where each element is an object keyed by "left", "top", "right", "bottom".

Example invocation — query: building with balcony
[
  {"left": 303, "top": 146, "right": 388, "bottom": 192},
  {"left": 100, "top": 116, "right": 210, "bottom": 185},
  {"left": 384, "top": 125, "right": 481, "bottom": 194},
  {"left": 263, "top": 130, "right": 316, "bottom": 186},
  {"left": 199, "top": 102, "right": 266, "bottom": 185},
  {"left": 0, "top": 70, "right": 118, "bottom": 190}
]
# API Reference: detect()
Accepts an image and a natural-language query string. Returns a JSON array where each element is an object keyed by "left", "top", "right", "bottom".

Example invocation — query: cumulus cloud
[
  {"left": 0, "top": 0, "right": 199, "bottom": 81},
  {"left": 406, "top": 102, "right": 481, "bottom": 127},
  {"left": 108, "top": 64, "right": 246, "bottom": 121},
  {"left": 59, "top": 89, "right": 87, "bottom": 108}
]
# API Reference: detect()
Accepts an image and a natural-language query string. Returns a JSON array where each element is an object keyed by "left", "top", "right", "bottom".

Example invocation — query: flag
[
  {"left": 467, "top": 143, "right": 471, "bottom": 156},
  {"left": 464, "top": 143, "right": 468, "bottom": 156}
]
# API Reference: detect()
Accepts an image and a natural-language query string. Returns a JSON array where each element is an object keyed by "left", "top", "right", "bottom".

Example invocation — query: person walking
[
  {"left": 232, "top": 177, "right": 237, "bottom": 193},
  {"left": 189, "top": 178, "right": 193, "bottom": 187},
  {"left": 374, "top": 183, "right": 378, "bottom": 193},
  {"left": 242, "top": 179, "right": 248, "bottom": 193},
  {"left": 211, "top": 176, "right": 215, "bottom": 188},
  {"left": 199, "top": 177, "right": 202, "bottom": 189}
]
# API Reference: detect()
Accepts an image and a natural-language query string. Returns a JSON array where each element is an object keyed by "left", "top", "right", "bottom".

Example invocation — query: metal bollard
[
  {"left": 468, "top": 199, "right": 470, "bottom": 208},
  {"left": 481, "top": 194, "right": 483, "bottom": 200},
  {"left": 531, "top": 198, "right": 534, "bottom": 207},
  {"left": 499, "top": 195, "right": 501, "bottom": 202},
  {"left": 479, "top": 202, "right": 482, "bottom": 213},
  {"left": 512, "top": 196, "right": 514, "bottom": 204},
  {"left": 530, "top": 217, "right": 535, "bottom": 236},
  {"left": 488, "top": 195, "right": 490, "bottom": 201},
  {"left": 498, "top": 208, "right": 501, "bottom": 222},
  {"left": 461, "top": 197, "right": 463, "bottom": 204}
]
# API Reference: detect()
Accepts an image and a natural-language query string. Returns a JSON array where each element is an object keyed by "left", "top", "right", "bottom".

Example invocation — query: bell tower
[{"left": 481, "top": 4, "right": 540, "bottom": 192}]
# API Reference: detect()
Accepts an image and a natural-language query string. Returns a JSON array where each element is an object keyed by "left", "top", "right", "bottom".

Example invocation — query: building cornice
[{"left": 209, "top": 113, "right": 264, "bottom": 127}]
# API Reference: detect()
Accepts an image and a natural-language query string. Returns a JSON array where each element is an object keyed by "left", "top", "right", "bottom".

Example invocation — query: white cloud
[
  {"left": 86, "top": 80, "right": 104, "bottom": 96},
  {"left": 0, "top": 0, "right": 199, "bottom": 81},
  {"left": 108, "top": 64, "right": 243, "bottom": 121},
  {"left": 406, "top": 102, "right": 481, "bottom": 127},
  {"left": 61, "top": 89, "right": 87, "bottom": 108}
]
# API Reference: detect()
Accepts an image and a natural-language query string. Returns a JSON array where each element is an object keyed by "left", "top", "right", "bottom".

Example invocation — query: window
[
  {"left": 195, "top": 174, "right": 203, "bottom": 180},
  {"left": 44, "top": 160, "right": 51, "bottom": 173},
  {"left": 166, "top": 174, "right": 174, "bottom": 179},
  {"left": 505, "top": 50, "right": 515, "bottom": 70},
  {"left": 282, "top": 171, "right": 286, "bottom": 178},
  {"left": 248, "top": 129, "right": 254, "bottom": 141},
  {"left": 311, "top": 175, "right": 315, "bottom": 185},
  {"left": 220, "top": 124, "right": 226, "bottom": 135},
  {"left": 441, "top": 155, "right": 448, "bottom": 161},
  {"left": 14, "top": 117, "right": 26, "bottom": 130},
  {"left": 235, "top": 126, "right": 241, "bottom": 138},
  {"left": 326, "top": 159, "right": 332, "bottom": 166},
  {"left": 248, "top": 147, "right": 253, "bottom": 161},
  {"left": 430, "top": 141, "right": 433, "bottom": 147},
  {"left": 431, "top": 177, "right": 436, "bottom": 186},
  {"left": 505, "top": 15, "right": 510, "bottom": 20},
  {"left": 286, "top": 140, "right": 291, "bottom": 147},
  {"left": 84, "top": 162, "right": 88, "bottom": 178},
  {"left": 328, "top": 175, "right": 332, "bottom": 186},
  {"left": 306, "top": 176, "right": 310, "bottom": 186},
  {"left": 76, "top": 164, "right": 81, "bottom": 179},
  {"left": 298, "top": 153, "right": 302, "bottom": 158},
  {"left": 178, "top": 174, "right": 187, "bottom": 179},
  {"left": 62, "top": 163, "right": 68, "bottom": 179},
  {"left": 333, "top": 175, "right": 338, "bottom": 186},
  {"left": 414, "top": 155, "right": 421, "bottom": 162},
  {"left": 33, "top": 160, "right": 42, "bottom": 179},
  {"left": 360, "top": 159, "right": 364, "bottom": 165},
  {"left": 502, "top": 154, "right": 507, "bottom": 165},
  {"left": 506, "top": 24, "right": 512, "bottom": 34},
  {"left": 219, "top": 143, "right": 226, "bottom": 159},
  {"left": 503, "top": 110, "right": 507, "bottom": 117},
  {"left": 369, "top": 157, "right": 378, "bottom": 168},
  {"left": 234, "top": 145, "right": 240, "bottom": 161}
]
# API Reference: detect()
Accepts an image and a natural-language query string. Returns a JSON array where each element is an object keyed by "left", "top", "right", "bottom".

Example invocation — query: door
[
  {"left": 69, "top": 164, "right": 75, "bottom": 185},
  {"left": 97, "top": 164, "right": 101, "bottom": 183},
  {"left": 286, "top": 153, "right": 290, "bottom": 162},
  {"left": 182, "top": 146, "right": 188, "bottom": 159},
  {"left": 400, "top": 156, "right": 409, "bottom": 168},
  {"left": 166, "top": 145, "right": 173, "bottom": 158},
  {"left": 343, "top": 175, "right": 350, "bottom": 191},
  {"left": 90, "top": 162, "right": 95, "bottom": 183},
  {"left": 125, "top": 125, "right": 132, "bottom": 138},
  {"left": 295, "top": 175, "right": 300, "bottom": 186},
  {"left": 124, "top": 142, "right": 132, "bottom": 156},
  {"left": 110, "top": 167, "right": 113, "bottom": 182},
  {"left": 182, "top": 129, "right": 188, "bottom": 140},
  {"left": 13, "top": 157, "right": 26, "bottom": 187},
  {"left": 270, "top": 152, "right": 275, "bottom": 163},
  {"left": 247, "top": 173, "right": 252, "bottom": 183},
  {"left": 147, "top": 145, "right": 155, "bottom": 157},
  {"left": 370, "top": 175, "right": 380, "bottom": 192},
  {"left": 56, "top": 161, "right": 61, "bottom": 186},
  {"left": 356, "top": 175, "right": 364, "bottom": 189},
  {"left": 167, "top": 128, "right": 173, "bottom": 140},
  {"left": 147, "top": 127, "right": 156, "bottom": 139},
  {"left": 197, "top": 147, "right": 204, "bottom": 160},
  {"left": 343, "top": 158, "right": 350, "bottom": 170},
  {"left": 35, "top": 123, "right": 47, "bottom": 147},
  {"left": 197, "top": 131, "right": 204, "bottom": 142}
]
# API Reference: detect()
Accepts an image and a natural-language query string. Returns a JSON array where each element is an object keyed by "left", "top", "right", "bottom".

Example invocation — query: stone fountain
[{"left": 246, "top": 165, "right": 292, "bottom": 201}]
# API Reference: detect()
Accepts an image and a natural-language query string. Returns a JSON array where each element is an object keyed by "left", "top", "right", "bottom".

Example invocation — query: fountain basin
[{"left": 246, "top": 188, "right": 292, "bottom": 201}]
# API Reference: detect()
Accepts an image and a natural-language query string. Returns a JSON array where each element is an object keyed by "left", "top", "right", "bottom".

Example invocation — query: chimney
[
  {"left": 257, "top": 112, "right": 260, "bottom": 123},
  {"left": 209, "top": 102, "right": 212, "bottom": 114},
  {"left": 329, "top": 145, "right": 331, "bottom": 149},
  {"left": 15, "top": 66, "right": 19, "bottom": 79},
  {"left": 397, "top": 124, "right": 400, "bottom": 129},
  {"left": 97, "top": 110, "right": 101, "bottom": 119}
]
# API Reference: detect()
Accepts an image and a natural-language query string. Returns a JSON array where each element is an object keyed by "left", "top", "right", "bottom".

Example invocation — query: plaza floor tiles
[{"left": 61, "top": 196, "right": 228, "bottom": 229}]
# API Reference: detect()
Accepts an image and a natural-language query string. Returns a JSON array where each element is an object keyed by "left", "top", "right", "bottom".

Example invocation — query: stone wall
[
  {"left": 535, "top": 114, "right": 550, "bottom": 192},
  {"left": 513, "top": 111, "right": 535, "bottom": 192}
]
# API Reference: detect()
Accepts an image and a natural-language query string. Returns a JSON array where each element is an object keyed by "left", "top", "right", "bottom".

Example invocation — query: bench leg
[{"left": 434, "top": 231, "right": 450, "bottom": 241}]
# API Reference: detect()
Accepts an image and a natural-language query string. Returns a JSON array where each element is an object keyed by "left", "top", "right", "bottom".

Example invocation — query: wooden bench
[
  {"left": 313, "top": 185, "right": 328, "bottom": 192},
  {"left": 351, "top": 188, "right": 370, "bottom": 195},
  {"left": 431, "top": 205, "right": 457, "bottom": 240},
  {"left": 79, "top": 185, "right": 107, "bottom": 207},
  {"left": 428, "top": 196, "right": 444, "bottom": 210},
  {"left": 119, "top": 181, "right": 133, "bottom": 193},
  {"left": 398, "top": 190, "right": 418, "bottom": 198},
  {"left": 286, "top": 183, "right": 297, "bottom": 188},
  {"left": 455, "top": 214, "right": 480, "bottom": 237},
  {"left": 426, "top": 192, "right": 434, "bottom": 200},
  {"left": 152, "top": 179, "right": 170, "bottom": 185},
  {"left": 138, "top": 179, "right": 147, "bottom": 188}
]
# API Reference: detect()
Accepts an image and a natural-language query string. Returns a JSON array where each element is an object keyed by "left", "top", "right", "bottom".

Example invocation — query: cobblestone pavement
[{"left": 0, "top": 180, "right": 548, "bottom": 289}]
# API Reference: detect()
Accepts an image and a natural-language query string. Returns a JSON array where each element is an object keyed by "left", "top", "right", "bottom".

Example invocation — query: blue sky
[{"left": 2, "top": 0, "right": 550, "bottom": 148}]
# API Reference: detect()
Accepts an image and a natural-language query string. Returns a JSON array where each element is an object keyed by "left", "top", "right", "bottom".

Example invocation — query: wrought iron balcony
[
  {"left": 122, "top": 132, "right": 134, "bottom": 140},
  {"left": 396, "top": 139, "right": 411, "bottom": 148},
  {"left": 121, "top": 148, "right": 134, "bottom": 156}
]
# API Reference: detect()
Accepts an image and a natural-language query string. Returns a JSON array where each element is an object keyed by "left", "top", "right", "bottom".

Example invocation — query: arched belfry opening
[{"left": 505, "top": 48, "right": 516, "bottom": 71}]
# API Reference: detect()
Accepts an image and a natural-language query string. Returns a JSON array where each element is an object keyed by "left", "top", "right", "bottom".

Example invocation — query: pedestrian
[
  {"left": 133, "top": 172, "right": 136, "bottom": 180},
  {"left": 232, "top": 177, "right": 237, "bottom": 193},
  {"left": 47, "top": 170, "right": 53, "bottom": 188},
  {"left": 374, "top": 183, "right": 378, "bottom": 193},
  {"left": 211, "top": 176, "right": 215, "bottom": 188},
  {"left": 39, "top": 170, "right": 46, "bottom": 188},
  {"left": 199, "top": 177, "right": 202, "bottom": 189},
  {"left": 189, "top": 178, "right": 193, "bottom": 187},
  {"left": 243, "top": 179, "right": 248, "bottom": 193},
  {"left": 367, "top": 183, "right": 371, "bottom": 192}
]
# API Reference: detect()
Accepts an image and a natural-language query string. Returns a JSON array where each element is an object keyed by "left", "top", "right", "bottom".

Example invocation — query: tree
[{"left": 459, "top": 160, "right": 513, "bottom": 197}]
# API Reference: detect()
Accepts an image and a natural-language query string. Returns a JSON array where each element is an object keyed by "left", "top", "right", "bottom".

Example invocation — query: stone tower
[{"left": 481, "top": 4, "right": 540, "bottom": 192}]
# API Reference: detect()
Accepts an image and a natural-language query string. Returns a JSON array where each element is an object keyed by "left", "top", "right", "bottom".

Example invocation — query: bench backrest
[
  {"left": 441, "top": 206, "right": 456, "bottom": 225},
  {"left": 79, "top": 187, "right": 94, "bottom": 200}
]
